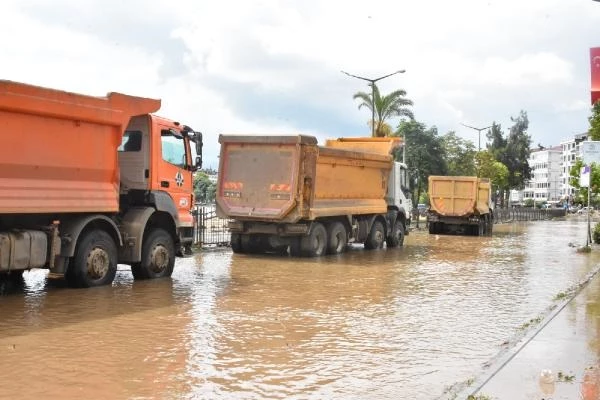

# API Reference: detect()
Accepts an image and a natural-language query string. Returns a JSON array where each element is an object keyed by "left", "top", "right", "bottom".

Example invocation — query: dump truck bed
[
  {"left": 428, "top": 176, "right": 491, "bottom": 217},
  {"left": 216, "top": 135, "right": 398, "bottom": 223},
  {"left": 0, "top": 80, "right": 161, "bottom": 214}
]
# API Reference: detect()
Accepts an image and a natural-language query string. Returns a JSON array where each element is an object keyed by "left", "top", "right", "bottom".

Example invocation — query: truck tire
[
  {"left": 364, "top": 221, "right": 385, "bottom": 250},
  {"left": 486, "top": 215, "right": 493, "bottom": 235},
  {"left": 428, "top": 222, "right": 437, "bottom": 235},
  {"left": 326, "top": 221, "right": 347, "bottom": 254},
  {"left": 67, "top": 229, "right": 117, "bottom": 288},
  {"left": 386, "top": 220, "right": 405, "bottom": 248},
  {"left": 289, "top": 237, "right": 302, "bottom": 257},
  {"left": 478, "top": 219, "right": 485, "bottom": 236},
  {"left": 300, "top": 222, "right": 327, "bottom": 257},
  {"left": 240, "top": 234, "right": 265, "bottom": 254},
  {"left": 0, "top": 272, "right": 25, "bottom": 295},
  {"left": 131, "top": 228, "right": 175, "bottom": 280},
  {"left": 231, "top": 233, "right": 243, "bottom": 253}
]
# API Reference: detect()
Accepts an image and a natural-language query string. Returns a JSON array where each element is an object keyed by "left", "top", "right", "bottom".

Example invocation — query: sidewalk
[{"left": 466, "top": 271, "right": 600, "bottom": 399}]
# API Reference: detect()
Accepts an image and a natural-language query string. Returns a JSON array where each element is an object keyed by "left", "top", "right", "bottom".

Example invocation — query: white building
[
  {"left": 559, "top": 132, "right": 587, "bottom": 200},
  {"left": 523, "top": 146, "right": 562, "bottom": 203}
]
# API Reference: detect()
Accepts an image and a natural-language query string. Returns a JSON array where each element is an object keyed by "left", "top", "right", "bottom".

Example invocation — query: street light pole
[
  {"left": 461, "top": 123, "right": 493, "bottom": 152},
  {"left": 342, "top": 69, "right": 406, "bottom": 137}
]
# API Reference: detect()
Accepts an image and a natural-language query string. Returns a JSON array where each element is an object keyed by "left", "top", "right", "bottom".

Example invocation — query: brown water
[{"left": 1, "top": 218, "right": 599, "bottom": 399}]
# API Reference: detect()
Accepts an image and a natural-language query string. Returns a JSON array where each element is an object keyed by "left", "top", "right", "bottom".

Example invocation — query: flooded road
[{"left": 1, "top": 218, "right": 599, "bottom": 399}]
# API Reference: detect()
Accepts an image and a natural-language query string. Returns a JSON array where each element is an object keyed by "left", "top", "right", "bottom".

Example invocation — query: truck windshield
[{"left": 161, "top": 129, "right": 186, "bottom": 168}]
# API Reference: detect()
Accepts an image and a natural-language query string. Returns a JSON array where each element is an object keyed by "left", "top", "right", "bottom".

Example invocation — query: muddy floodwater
[{"left": 1, "top": 218, "right": 599, "bottom": 399}]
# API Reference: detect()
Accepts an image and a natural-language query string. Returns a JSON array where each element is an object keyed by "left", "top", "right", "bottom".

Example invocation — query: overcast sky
[{"left": 3, "top": 0, "right": 600, "bottom": 168}]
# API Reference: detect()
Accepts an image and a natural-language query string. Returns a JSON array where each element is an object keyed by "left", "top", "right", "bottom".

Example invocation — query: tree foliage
[
  {"left": 353, "top": 84, "right": 414, "bottom": 137},
  {"left": 394, "top": 121, "right": 448, "bottom": 207},
  {"left": 589, "top": 102, "right": 600, "bottom": 141},
  {"left": 194, "top": 171, "right": 216, "bottom": 204},
  {"left": 485, "top": 111, "right": 532, "bottom": 206},
  {"left": 568, "top": 160, "right": 600, "bottom": 204},
  {"left": 441, "top": 131, "right": 476, "bottom": 176},
  {"left": 475, "top": 150, "right": 509, "bottom": 192}
]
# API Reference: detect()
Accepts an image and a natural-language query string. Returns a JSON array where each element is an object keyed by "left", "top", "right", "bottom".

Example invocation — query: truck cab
[
  {"left": 386, "top": 161, "right": 413, "bottom": 232},
  {"left": 118, "top": 115, "right": 202, "bottom": 249}
]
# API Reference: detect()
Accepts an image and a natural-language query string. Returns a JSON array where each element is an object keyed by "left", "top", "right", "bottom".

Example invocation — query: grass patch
[
  {"left": 467, "top": 395, "right": 493, "bottom": 400},
  {"left": 577, "top": 245, "right": 592, "bottom": 253},
  {"left": 557, "top": 371, "right": 575, "bottom": 382},
  {"left": 553, "top": 291, "right": 568, "bottom": 301},
  {"left": 519, "top": 316, "right": 543, "bottom": 331}
]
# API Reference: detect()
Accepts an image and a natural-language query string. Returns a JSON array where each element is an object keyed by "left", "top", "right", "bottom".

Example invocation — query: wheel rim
[
  {"left": 313, "top": 226, "right": 326, "bottom": 255},
  {"left": 334, "top": 231, "right": 344, "bottom": 252},
  {"left": 375, "top": 230, "right": 384, "bottom": 247},
  {"left": 149, "top": 244, "right": 170, "bottom": 273},
  {"left": 314, "top": 234, "right": 324, "bottom": 253},
  {"left": 86, "top": 247, "right": 110, "bottom": 280}
]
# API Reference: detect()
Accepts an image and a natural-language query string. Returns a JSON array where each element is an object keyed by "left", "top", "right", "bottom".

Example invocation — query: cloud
[{"left": 2, "top": 0, "right": 600, "bottom": 167}]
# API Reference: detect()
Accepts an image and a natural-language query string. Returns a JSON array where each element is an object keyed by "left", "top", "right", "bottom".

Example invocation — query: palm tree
[{"left": 353, "top": 84, "right": 414, "bottom": 137}]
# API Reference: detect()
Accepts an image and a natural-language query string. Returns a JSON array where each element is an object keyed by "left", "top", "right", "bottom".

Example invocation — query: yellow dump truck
[
  {"left": 216, "top": 135, "right": 413, "bottom": 256},
  {"left": 427, "top": 176, "right": 493, "bottom": 236}
]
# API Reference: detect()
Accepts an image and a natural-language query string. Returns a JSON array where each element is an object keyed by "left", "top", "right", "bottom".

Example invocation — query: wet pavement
[
  {"left": 468, "top": 254, "right": 600, "bottom": 400},
  {"left": 0, "top": 217, "right": 599, "bottom": 399}
]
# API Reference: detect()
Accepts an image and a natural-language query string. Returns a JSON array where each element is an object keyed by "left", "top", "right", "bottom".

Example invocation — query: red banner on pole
[{"left": 591, "top": 47, "right": 600, "bottom": 104}]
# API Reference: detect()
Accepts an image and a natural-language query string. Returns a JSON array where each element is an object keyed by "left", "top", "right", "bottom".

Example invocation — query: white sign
[
  {"left": 581, "top": 165, "right": 591, "bottom": 188},
  {"left": 582, "top": 141, "right": 600, "bottom": 164}
]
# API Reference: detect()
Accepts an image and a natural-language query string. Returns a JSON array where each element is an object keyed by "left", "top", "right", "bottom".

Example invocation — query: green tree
[
  {"left": 353, "top": 84, "right": 414, "bottom": 137},
  {"left": 394, "top": 121, "right": 448, "bottom": 211},
  {"left": 441, "top": 131, "right": 477, "bottom": 176},
  {"left": 568, "top": 160, "right": 600, "bottom": 205},
  {"left": 486, "top": 111, "right": 532, "bottom": 206},
  {"left": 589, "top": 102, "right": 600, "bottom": 140},
  {"left": 194, "top": 171, "right": 216, "bottom": 203},
  {"left": 475, "top": 150, "right": 509, "bottom": 197},
  {"left": 505, "top": 111, "right": 532, "bottom": 188}
]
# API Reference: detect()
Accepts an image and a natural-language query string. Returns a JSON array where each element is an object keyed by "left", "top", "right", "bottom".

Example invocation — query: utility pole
[
  {"left": 461, "top": 123, "right": 493, "bottom": 152},
  {"left": 342, "top": 69, "right": 406, "bottom": 137}
]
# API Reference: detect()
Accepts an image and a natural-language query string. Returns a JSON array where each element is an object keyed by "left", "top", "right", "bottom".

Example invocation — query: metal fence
[
  {"left": 192, "top": 204, "right": 231, "bottom": 247},
  {"left": 191, "top": 204, "right": 568, "bottom": 247},
  {"left": 493, "top": 207, "right": 566, "bottom": 223}
]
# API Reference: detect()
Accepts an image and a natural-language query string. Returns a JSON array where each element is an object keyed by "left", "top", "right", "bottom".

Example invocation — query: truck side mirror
[{"left": 194, "top": 132, "right": 203, "bottom": 169}]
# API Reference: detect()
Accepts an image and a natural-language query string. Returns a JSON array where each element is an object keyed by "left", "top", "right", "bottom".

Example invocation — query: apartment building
[
  {"left": 522, "top": 146, "right": 562, "bottom": 203},
  {"left": 559, "top": 133, "right": 587, "bottom": 199}
]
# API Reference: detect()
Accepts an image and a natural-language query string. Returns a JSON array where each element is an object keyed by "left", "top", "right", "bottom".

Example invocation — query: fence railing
[
  {"left": 191, "top": 204, "right": 568, "bottom": 247},
  {"left": 493, "top": 207, "right": 566, "bottom": 223},
  {"left": 192, "top": 204, "right": 231, "bottom": 247}
]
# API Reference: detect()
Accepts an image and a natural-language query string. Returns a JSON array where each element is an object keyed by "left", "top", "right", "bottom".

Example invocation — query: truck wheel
[
  {"left": 240, "top": 234, "right": 264, "bottom": 254},
  {"left": 68, "top": 229, "right": 117, "bottom": 288},
  {"left": 326, "top": 222, "right": 347, "bottom": 254},
  {"left": 289, "top": 237, "right": 302, "bottom": 257},
  {"left": 131, "top": 228, "right": 175, "bottom": 280},
  {"left": 231, "top": 233, "right": 243, "bottom": 253},
  {"left": 487, "top": 215, "right": 494, "bottom": 235},
  {"left": 478, "top": 219, "right": 485, "bottom": 236},
  {"left": 365, "top": 221, "right": 385, "bottom": 250},
  {"left": 386, "top": 220, "right": 405, "bottom": 248},
  {"left": 0, "top": 272, "right": 25, "bottom": 295},
  {"left": 300, "top": 222, "right": 327, "bottom": 257},
  {"left": 428, "top": 222, "right": 437, "bottom": 235}
]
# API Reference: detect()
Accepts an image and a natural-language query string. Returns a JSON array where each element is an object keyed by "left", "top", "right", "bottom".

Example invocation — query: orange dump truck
[
  {"left": 427, "top": 176, "right": 493, "bottom": 236},
  {"left": 216, "top": 135, "right": 413, "bottom": 256},
  {"left": 0, "top": 81, "right": 202, "bottom": 288}
]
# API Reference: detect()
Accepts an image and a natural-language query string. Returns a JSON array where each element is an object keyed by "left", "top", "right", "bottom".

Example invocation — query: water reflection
[{"left": 0, "top": 219, "right": 598, "bottom": 399}]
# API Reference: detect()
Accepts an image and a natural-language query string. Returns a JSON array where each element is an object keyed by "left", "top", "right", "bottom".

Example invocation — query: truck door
[
  {"left": 118, "top": 115, "right": 151, "bottom": 192},
  {"left": 156, "top": 126, "right": 193, "bottom": 225}
]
